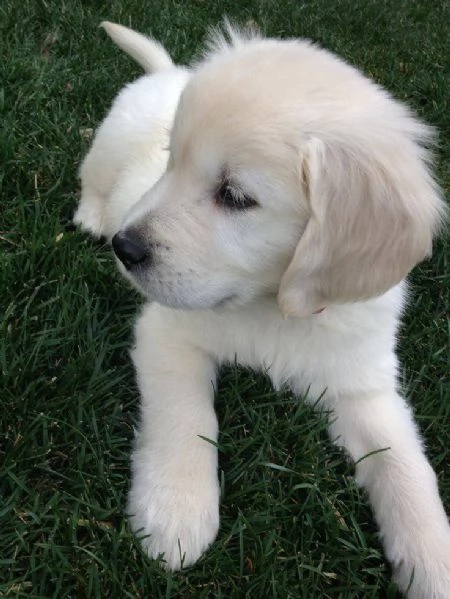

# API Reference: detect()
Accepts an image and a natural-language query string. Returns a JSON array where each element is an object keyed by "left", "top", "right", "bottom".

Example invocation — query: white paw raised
[{"left": 127, "top": 456, "right": 220, "bottom": 570}]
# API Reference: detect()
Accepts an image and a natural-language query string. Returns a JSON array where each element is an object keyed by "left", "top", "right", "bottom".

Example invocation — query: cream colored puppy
[
  {"left": 75, "top": 22, "right": 190, "bottom": 239},
  {"left": 79, "top": 24, "right": 450, "bottom": 599}
]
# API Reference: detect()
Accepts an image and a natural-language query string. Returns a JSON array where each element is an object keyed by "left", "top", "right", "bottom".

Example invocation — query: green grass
[{"left": 1, "top": 0, "right": 448, "bottom": 597}]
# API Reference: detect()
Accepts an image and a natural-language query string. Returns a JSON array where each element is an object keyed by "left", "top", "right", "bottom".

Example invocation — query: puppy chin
[
  {"left": 117, "top": 272, "right": 222, "bottom": 310},
  {"left": 116, "top": 263, "right": 263, "bottom": 311},
  {"left": 126, "top": 277, "right": 245, "bottom": 312},
  {"left": 154, "top": 291, "right": 242, "bottom": 311}
]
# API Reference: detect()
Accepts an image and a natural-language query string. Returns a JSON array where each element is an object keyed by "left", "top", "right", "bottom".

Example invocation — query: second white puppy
[{"left": 75, "top": 22, "right": 190, "bottom": 240}]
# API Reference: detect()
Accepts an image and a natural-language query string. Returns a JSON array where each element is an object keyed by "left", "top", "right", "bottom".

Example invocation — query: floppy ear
[{"left": 278, "top": 131, "right": 445, "bottom": 317}]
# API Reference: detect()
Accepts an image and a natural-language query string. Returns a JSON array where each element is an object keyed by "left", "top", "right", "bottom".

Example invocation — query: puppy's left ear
[{"left": 278, "top": 129, "right": 446, "bottom": 317}]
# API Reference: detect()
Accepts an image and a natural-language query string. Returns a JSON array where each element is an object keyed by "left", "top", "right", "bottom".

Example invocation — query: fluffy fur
[
  {"left": 74, "top": 21, "right": 190, "bottom": 240},
  {"left": 77, "top": 23, "right": 450, "bottom": 598}
]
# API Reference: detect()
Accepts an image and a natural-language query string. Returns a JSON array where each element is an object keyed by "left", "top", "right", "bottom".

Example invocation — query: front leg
[
  {"left": 328, "top": 390, "right": 450, "bottom": 598},
  {"left": 128, "top": 305, "right": 219, "bottom": 570}
]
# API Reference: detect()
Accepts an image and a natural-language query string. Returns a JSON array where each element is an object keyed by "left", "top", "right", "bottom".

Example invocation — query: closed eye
[{"left": 215, "top": 180, "right": 259, "bottom": 211}]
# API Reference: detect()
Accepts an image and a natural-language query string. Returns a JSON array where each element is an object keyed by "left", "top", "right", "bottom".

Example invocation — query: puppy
[
  {"left": 75, "top": 21, "right": 190, "bottom": 240},
  {"left": 78, "top": 23, "right": 450, "bottom": 598}
]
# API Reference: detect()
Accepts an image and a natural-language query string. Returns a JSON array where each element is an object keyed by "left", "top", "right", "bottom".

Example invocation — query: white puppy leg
[
  {"left": 128, "top": 305, "right": 219, "bottom": 570},
  {"left": 328, "top": 391, "right": 450, "bottom": 598}
]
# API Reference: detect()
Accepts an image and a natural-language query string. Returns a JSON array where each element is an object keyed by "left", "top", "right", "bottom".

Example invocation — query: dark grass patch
[{"left": 1, "top": 1, "right": 448, "bottom": 597}]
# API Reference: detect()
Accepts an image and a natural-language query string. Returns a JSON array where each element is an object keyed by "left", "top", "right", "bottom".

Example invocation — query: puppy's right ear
[{"left": 278, "top": 131, "right": 445, "bottom": 317}]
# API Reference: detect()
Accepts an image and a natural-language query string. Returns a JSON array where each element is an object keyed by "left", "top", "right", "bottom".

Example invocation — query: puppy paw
[
  {"left": 73, "top": 196, "right": 105, "bottom": 238},
  {"left": 391, "top": 534, "right": 450, "bottom": 599},
  {"left": 127, "top": 461, "right": 220, "bottom": 570}
]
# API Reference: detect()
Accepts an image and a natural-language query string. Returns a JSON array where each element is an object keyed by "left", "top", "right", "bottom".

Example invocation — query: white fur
[
  {"left": 77, "top": 23, "right": 450, "bottom": 598},
  {"left": 100, "top": 21, "right": 174, "bottom": 73},
  {"left": 74, "top": 22, "right": 190, "bottom": 240}
]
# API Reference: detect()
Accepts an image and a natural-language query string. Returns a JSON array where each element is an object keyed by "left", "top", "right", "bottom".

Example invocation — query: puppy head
[{"left": 114, "top": 29, "right": 445, "bottom": 315}]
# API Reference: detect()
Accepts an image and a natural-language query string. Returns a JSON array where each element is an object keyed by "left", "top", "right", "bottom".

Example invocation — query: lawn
[{"left": 1, "top": 0, "right": 449, "bottom": 597}]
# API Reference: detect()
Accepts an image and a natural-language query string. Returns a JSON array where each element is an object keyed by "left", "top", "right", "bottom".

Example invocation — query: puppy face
[
  {"left": 116, "top": 43, "right": 313, "bottom": 309},
  {"left": 114, "top": 35, "right": 444, "bottom": 315},
  {"left": 117, "top": 112, "right": 308, "bottom": 309}
]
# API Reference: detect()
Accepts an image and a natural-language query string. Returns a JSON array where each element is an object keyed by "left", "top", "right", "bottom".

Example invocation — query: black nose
[{"left": 112, "top": 231, "right": 149, "bottom": 269}]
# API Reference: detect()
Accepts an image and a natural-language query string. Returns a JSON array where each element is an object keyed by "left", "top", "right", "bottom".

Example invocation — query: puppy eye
[{"left": 215, "top": 182, "right": 258, "bottom": 211}]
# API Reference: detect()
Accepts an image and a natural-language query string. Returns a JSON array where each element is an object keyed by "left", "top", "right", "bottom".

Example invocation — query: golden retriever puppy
[
  {"left": 79, "top": 23, "right": 450, "bottom": 598},
  {"left": 75, "top": 22, "right": 190, "bottom": 239}
]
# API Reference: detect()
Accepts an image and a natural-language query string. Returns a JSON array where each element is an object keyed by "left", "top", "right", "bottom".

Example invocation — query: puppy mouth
[
  {"left": 121, "top": 267, "right": 240, "bottom": 311},
  {"left": 213, "top": 294, "right": 238, "bottom": 309},
  {"left": 111, "top": 230, "right": 241, "bottom": 310}
]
